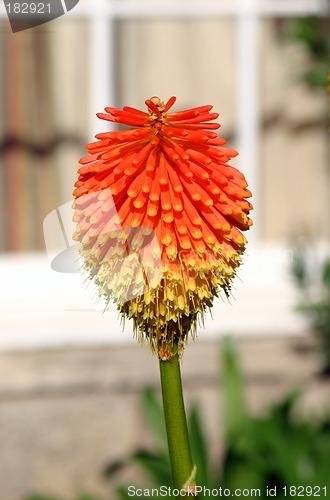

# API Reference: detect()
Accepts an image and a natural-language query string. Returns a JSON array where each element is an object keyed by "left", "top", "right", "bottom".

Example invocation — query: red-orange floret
[{"left": 73, "top": 96, "right": 252, "bottom": 355}]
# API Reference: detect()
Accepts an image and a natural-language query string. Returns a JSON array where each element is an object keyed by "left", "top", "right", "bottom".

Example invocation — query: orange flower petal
[{"left": 74, "top": 96, "right": 253, "bottom": 355}]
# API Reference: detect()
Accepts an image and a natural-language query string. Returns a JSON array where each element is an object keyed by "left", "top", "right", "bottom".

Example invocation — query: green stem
[{"left": 159, "top": 346, "right": 195, "bottom": 493}]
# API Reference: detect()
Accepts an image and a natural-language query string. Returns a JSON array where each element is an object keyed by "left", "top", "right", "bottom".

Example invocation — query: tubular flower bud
[{"left": 73, "top": 96, "right": 253, "bottom": 356}]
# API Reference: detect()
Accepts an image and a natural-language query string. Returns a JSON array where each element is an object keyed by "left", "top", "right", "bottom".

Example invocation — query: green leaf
[
  {"left": 76, "top": 495, "right": 101, "bottom": 500},
  {"left": 268, "top": 389, "right": 301, "bottom": 424},
  {"left": 141, "top": 387, "right": 168, "bottom": 452},
  {"left": 223, "top": 453, "right": 265, "bottom": 491},
  {"left": 132, "top": 449, "right": 172, "bottom": 487},
  {"left": 25, "top": 496, "right": 62, "bottom": 500},
  {"left": 291, "top": 248, "right": 308, "bottom": 289},
  {"left": 116, "top": 485, "right": 133, "bottom": 500},
  {"left": 288, "top": 17, "right": 328, "bottom": 57},
  {"left": 221, "top": 337, "right": 247, "bottom": 442},
  {"left": 103, "top": 458, "right": 129, "bottom": 479},
  {"left": 302, "top": 65, "right": 330, "bottom": 88},
  {"left": 188, "top": 404, "right": 210, "bottom": 488},
  {"left": 322, "top": 260, "right": 330, "bottom": 294}
]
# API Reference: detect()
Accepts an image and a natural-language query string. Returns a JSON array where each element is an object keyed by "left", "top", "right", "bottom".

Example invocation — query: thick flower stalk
[{"left": 73, "top": 96, "right": 252, "bottom": 357}]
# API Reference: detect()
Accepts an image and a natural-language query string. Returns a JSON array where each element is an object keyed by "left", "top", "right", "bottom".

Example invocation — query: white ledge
[{"left": 0, "top": 243, "right": 310, "bottom": 351}]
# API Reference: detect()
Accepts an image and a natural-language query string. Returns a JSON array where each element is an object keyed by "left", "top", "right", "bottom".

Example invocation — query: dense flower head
[{"left": 73, "top": 96, "right": 252, "bottom": 356}]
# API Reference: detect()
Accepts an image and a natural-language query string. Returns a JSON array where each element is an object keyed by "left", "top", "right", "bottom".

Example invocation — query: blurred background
[{"left": 0, "top": 0, "right": 329, "bottom": 498}]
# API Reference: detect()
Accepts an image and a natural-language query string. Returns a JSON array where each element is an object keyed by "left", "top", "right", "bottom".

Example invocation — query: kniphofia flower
[{"left": 73, "top": 97, "right": 252, "bottom": 357}]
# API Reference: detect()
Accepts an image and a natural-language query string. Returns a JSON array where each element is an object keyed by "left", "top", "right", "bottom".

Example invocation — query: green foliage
[
  {"left": 223, "top": 390, "right": 330, "bottom": 498},
  {"left": 188, "top": 404, "right": 210, "bottom": 488},
  {"left": 26, "top": 496, "right": 62, "bottom": 500},
  {"left": 291, "top": 247, "right": 309, "bottom": 290},
  {"left": 76, "top": 495, "right": 102, "bottom": 500},
  {"left": 25, "top": 495, "right": 102, "bottom": 500},
  {"left": 278, "top": 16, "right": 330, "bottom": 89},
  {"left": 322, "top": 259, "right": 330, "bottom": 293},
  {"left": 107, "top": 337, "right": 330, "bottom": 498},
  {"left": 141, "top": 387, "right": 168, "bottom": 453},
  {"left": 291, "top": 247, "right": 330, "bottom": 374},
  {"left": 221, "top": 336, "right": 247, "bottom": 440}
]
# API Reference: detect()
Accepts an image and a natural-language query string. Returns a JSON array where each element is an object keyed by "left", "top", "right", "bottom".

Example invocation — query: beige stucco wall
[{"left": 260, "top": 20, "right": 330, "bottom": 240}]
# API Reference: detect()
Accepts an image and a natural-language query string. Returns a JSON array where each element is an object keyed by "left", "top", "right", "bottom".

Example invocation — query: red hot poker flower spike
[{"left": 73, "top": 96, "right": 253, "bottom": 356}]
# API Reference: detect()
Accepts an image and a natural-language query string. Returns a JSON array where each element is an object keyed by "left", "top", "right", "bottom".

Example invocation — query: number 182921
[
  {"left": 282, "top": 486, "right": 327, "bottom": 496},
  {"left": 6, "top": 3, "right": 51, "bottom": 14}
]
